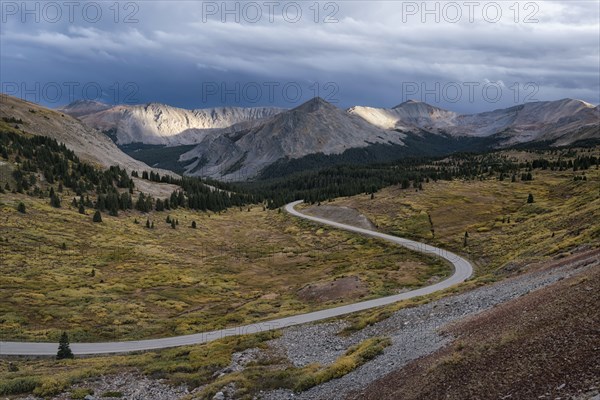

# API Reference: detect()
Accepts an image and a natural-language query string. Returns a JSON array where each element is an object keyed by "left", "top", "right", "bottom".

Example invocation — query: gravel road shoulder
[{"left": 260, "top": 249, "right": 599, "bottom": 400}]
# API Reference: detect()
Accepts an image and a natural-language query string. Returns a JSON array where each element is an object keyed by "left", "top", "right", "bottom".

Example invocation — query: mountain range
[
  {"left": 0, "top": 96, "right": 169, "bottom": 174},
  {"left": 349, "top": 98, "right": 599, "bottom": 146},
  {"left": 0, "top": 95, "right": 181, "bottom": 200},
  {"left": 45, "top": 96, "right": 600, "bottom": 180},
  {"left": 60, "top": 100, "right": 284, "bottom": 146}
]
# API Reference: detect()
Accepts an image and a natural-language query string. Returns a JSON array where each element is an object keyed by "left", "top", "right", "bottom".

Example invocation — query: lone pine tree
[
  {"left": 56, "top": 332, "right": 74, "bottom": 360},
  {"left": 93, "top": 210, "right": 103, "bottom": 223},
  {"left": 49, "top": 187, "right": 61, "bottom": 208}
]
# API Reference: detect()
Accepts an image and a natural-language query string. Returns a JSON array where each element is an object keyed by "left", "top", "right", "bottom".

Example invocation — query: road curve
[{"left": 0, "top": 200, "right": 473, "bottom": 356}]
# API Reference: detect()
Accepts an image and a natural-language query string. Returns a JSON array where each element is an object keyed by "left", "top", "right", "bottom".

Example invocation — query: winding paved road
[{"left": 0, "top": 201, "right": 473, "bottom": 356}]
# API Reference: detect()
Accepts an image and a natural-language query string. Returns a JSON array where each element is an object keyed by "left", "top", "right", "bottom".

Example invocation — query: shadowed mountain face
[
  {"left": 60, "top": 96, "right": 599, "bottom": 180},
  {"left": 57, "top": 99, "right": 112, "bottom": 118},
  {"left": 179, "top": 98, "right": 405, "bottom": 181}
]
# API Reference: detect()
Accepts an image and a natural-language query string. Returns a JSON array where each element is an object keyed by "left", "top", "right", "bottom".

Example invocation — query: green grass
[
  {"left": 329, "top": 148, "right": 600, "bottom": 331},
  {"left": 292, "top": 336, "right": 391, "bottom": 392},
  {"left": 0, "top": 331, "right": 278, "bottom": 397},
  {"left": 0, "top": 376, "right": 38, "bottom": 396},
  {"left": 196, "top": 336, "right": 392, "bottom": 399},
  {"left": 70, "top": 388, "right": 94, "bottom": 399},
  {"left": 333, "top": 158, "right": 600, "bottom": 275},
  {"left": 0, "top": 332, "right": 390, "bottom": 399},
  {"left": 0, "top": 188, "right": 448, "bottom": 342}
]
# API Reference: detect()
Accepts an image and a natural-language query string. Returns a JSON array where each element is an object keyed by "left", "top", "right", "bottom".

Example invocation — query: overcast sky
[{"left": 1, "top": 0, "right": 598, "bottom": 113}]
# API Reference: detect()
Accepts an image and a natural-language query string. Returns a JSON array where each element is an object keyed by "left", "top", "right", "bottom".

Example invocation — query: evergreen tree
[
  {"left": 120, "top": 192, "right": 132, "bottom": 210},
  {"left": 171, "top": 219, "right": 176, "bottom": 229},
  {"left": 463, "top": 231, "right": 469, "bottom": 247},
  {"left": 56, "top": 332, "right": 74, "bottom": 359},
  {"left": 146, "top": 219, "right": 151, "bottom": 228},
  {"left": 93, "top": 210, "right": 103, "bottom": 223},
  {"left": 151, "top": 221, "right": 155, "bottom": 229},
  {"left": 145, "top": 195, "right": 153, "bottom": 212},
  {"left": 191, "top": 221, "right": 197, "bottom": 229},
  {"left": 166, "top": 215, "right": 171, "bottom": 224},
  {"left": 136, "top": 193, "right": 149, "bottom": 212},
  {"left": 527, "top": 193, "right": 534, "bottom": 203},
  {"left": 50, "top": 189, "right": 61, "bottom": 208},
  {"left": 170, "top": 191, "right": 179, "bottom": 209},
  {"left": 78, "top": 204, "right": 85, "bottom": 214},
  {"left": 17, "top": 202, "right": 26, "bottom": 213}
]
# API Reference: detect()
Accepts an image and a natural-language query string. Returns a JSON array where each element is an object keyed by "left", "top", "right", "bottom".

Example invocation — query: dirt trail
[{"left": 303, "top": 205, "right": 377, "bottom": 230}]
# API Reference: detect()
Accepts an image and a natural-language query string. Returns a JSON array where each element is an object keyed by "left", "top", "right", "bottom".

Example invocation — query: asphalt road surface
[{"left": 0, "top": 200, "right": 473, "bottom": 356}]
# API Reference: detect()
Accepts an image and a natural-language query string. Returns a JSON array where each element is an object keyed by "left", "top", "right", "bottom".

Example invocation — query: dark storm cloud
[{"left": 1, "top": 0, "right": 598, "bottom": 112}]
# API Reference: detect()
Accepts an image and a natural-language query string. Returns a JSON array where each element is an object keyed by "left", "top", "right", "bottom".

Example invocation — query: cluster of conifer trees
[
  {"left": 2, "top": 129, "right": 598, "bottom": 217},
  {"left": 238, "top": 152, "right": 599, "bottom": 208},
  {"left": 0, "top": 131, "right": 134, "bottom": 199}
]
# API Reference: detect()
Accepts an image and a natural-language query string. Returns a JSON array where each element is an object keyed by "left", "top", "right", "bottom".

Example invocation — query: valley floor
[
  {"left": 2, "top": 150, "right": 599, "bottom": 399},
  {"left": 0, "top": 193, "right": 448, "bottom": 343},
  {"left": 9, "top": 248, "right": 598, "bottom": 400}
]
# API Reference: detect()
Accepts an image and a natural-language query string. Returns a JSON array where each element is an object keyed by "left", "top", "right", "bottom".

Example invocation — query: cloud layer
[{"left": 1, "top": 0, "right": 598, "bottom": 112}]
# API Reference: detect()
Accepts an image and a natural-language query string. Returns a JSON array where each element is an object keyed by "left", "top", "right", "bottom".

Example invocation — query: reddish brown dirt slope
[{"left": 348, "top": 252, "right": 600, "bottom": 400}]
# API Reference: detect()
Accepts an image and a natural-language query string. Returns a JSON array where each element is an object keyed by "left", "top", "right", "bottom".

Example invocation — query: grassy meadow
[
  {"left": 1, "top": 147, "right": 598, "bottom": 398},
  {"left": 0, "top": 188, "right": 449, "bottom": 342},
  {"left": 0, "top": 329, "right": 391, "bottom": 399},
  {"left": 331, "top": 149, "right": 600, "bottom": 275}
]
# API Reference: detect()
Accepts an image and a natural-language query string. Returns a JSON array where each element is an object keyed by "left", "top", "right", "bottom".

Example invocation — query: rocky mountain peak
[{"left": 292, "top": 97, "right": 337, "bottom": 113}]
